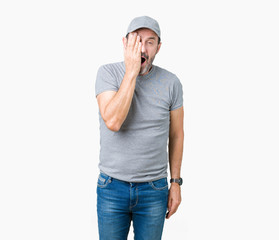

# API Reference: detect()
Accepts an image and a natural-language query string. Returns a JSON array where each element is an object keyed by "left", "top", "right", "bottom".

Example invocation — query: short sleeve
[
  {"left": 169, "top": 77, "right": 183, "bottom": 111},
  {"left": 95, "top": 65, "right": 119, "bottom": 98}
]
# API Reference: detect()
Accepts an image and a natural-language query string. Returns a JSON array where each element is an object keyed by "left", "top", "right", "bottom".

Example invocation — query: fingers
[
  {"left": 166, "top": 198, "right": 180, "bottom": 219},
  {"left": 127, "top": 33, "right": 142, "bottom": 52},
  {"left": 134, "top": 35, "right": 139, "bottom": 49},
  {"left": 135, "top": 36, "right": 141, "bottom": 55},
  {"left": 166, "top": 203, "right": 177, "bottom": 219},
  {"left": 123, "top": 33, "right": 142, "bottom": 76},
  {"left": 127, "top": 32, "right": 137, "bottom": 49}
]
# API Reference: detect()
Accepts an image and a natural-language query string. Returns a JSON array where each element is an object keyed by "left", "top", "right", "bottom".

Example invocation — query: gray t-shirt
[{"left": 95, "top": 61, "right": 183, "bottom": 182}]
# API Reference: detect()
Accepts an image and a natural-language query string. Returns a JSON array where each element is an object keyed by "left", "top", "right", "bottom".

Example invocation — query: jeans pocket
[
  {"left": 97, "top": 172, "right": 112, "bottom": 188},
  {"left": 149, "top": 178, "right": 168, "bottom": 191}
]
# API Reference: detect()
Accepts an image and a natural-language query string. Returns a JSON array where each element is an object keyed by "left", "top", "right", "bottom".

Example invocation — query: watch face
[{"left": 179, "top": 178, "right": 183, "bottom": 185}]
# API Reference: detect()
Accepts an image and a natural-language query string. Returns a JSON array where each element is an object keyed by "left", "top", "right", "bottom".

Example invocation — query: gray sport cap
[{"left": 126, "top": 16, "right": 161, "bottom": 39}]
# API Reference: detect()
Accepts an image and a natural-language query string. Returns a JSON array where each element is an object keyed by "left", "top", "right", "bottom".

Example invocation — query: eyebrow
[
  {"left": 146, "top": 37, "right": 156, "bottom": 40},
  {"left": 132, "top": 32, "right": 157, "bottom": 42}
]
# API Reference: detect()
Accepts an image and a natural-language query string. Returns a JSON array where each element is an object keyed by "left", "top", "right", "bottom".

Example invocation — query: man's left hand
[{"left": 166, "top": 183, "right": 181, "bottom": 219}]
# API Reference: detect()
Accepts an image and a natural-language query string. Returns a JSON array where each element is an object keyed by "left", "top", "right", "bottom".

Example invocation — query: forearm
[
  {"left": 104, "top": 72, "right": 137, "bottom": 131},
  {"left": 168, "top": 134, "right": 184, "bottom": 179}
]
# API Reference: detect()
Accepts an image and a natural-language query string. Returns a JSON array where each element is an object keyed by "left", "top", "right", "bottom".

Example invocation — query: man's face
[{"left": 128, "top": 28, "right": 161, "bottom": 76}]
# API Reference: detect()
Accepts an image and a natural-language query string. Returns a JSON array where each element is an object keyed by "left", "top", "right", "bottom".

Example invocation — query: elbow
[
  {"left": 105, "top": 119, "right": 121, "bottom": 132},
  {"left": 107, "top": 123, "right": 121, "bottom": 132},
  {"left": 102, "top": 111, "right": 121, "bottom": 132},
  {"left": 169, "top": 131, "right": 184, "bottom": 140}
]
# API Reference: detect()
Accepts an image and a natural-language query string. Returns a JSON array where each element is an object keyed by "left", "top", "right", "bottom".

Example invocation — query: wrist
[
  {"left": 170, "top": 182, "right": 181, "bottom": 187},
  {"left": 170, "top": 177, "right": 183, "bottom": 186},
  {"left": 125, "top": 71, "right": 138, "bottom": 80}
]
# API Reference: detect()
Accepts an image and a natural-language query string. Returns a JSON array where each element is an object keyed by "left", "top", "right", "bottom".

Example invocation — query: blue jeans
[{"left": 96, "top": 172, "right": 169, "bottom": 240}]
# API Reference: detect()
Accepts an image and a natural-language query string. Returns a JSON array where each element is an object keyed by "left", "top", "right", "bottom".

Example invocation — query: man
[{"left": 95, "top": 16, "right": 184, "bottom": 240}]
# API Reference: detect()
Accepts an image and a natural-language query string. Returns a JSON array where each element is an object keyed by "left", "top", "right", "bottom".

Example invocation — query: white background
[{"left": 0, "top": 0, "right": 278, "bottom": 239}]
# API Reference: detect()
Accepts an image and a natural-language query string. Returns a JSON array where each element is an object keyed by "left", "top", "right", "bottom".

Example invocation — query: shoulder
[
  {"left": 154, "top": 65, "right": 181, "bottom": 84},
  {"left": 97, "top": 61, "right": 125, "bottom": 74}
]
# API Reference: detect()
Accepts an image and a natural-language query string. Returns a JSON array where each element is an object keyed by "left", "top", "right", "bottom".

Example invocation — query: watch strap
[{"left": 170, "top": 178, "right": 183, "bottom": 186}]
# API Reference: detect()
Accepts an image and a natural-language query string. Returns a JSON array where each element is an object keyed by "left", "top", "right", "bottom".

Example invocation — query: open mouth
[{"left": 141, "top": 57, "right": 146, "bottom": 65}]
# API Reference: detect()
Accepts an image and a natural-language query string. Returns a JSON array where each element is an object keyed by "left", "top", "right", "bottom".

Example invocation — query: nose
[{"left": 141, "top": 42, "right": 146, "bottom": 53}]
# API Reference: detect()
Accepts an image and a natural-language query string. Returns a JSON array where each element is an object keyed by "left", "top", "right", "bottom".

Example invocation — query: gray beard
[
  {"left": 139, "top": 64, "right": 151, "bottom": 75},
  {"left": 139, "top": 56, "right": 155, "bottom": 75}
]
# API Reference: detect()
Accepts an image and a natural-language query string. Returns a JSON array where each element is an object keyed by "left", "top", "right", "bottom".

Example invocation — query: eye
[{"left": 148, "top": 42, "right": 153, "bottom": 45}]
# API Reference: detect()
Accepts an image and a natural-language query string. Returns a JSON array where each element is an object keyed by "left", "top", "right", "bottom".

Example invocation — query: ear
[{"left": 156, "top": 42, "right": 162, "bottom": 54}]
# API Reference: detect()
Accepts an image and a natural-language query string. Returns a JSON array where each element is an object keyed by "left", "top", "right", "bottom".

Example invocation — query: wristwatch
[{"left": 170, "top": 178, "right": 183, "bottom": 186}]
